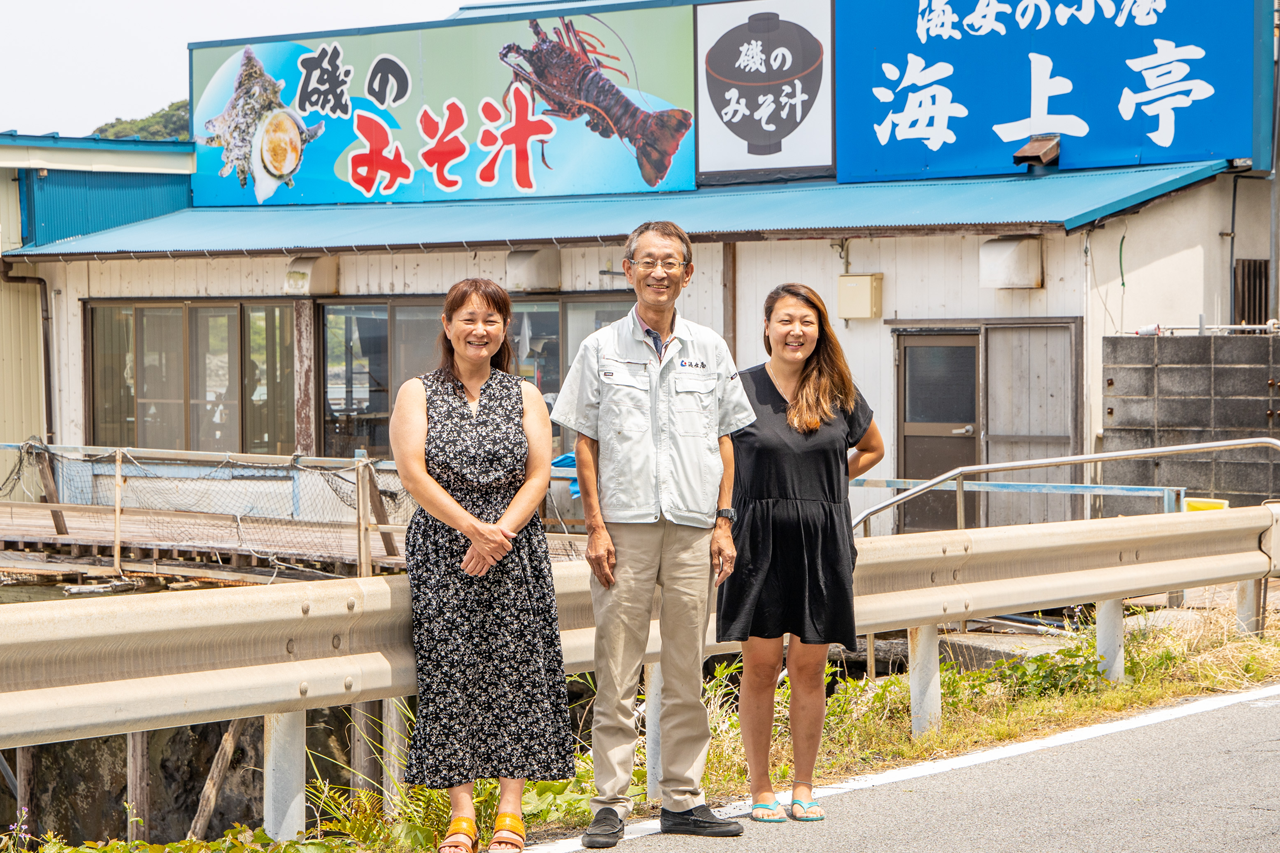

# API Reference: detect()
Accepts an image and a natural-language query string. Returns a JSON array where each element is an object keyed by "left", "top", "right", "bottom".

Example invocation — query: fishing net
[
  {"left": 0, "top": 443, "right": 412, "bottom": 568},
  {"left": 0, "top": 442, "right": 584, "bottom": 569}
]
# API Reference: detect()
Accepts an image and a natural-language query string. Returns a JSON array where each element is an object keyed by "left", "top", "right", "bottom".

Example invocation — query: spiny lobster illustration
[{"left": 499, "top": 18, "right": 692, "bottom": 187}]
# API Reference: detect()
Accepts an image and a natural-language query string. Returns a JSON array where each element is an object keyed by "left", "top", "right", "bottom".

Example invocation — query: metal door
[{"left": 897, "top": 334, "right": 979, "bottom": 532}]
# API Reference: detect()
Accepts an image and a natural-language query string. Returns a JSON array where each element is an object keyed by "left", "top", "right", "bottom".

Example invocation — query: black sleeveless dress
[
  {"left": 404, "top": 369, "right": 575, "bottom": 789},
  {"left": 716, "top": 365, "right": 873, "bottom": 649}
]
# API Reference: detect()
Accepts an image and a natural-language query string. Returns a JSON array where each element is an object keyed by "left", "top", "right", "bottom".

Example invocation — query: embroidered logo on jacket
[{"left": 679, "top": 359, "right": 707, "bottom": 369}]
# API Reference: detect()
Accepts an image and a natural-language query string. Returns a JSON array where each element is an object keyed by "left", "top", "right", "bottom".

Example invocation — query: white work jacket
[{"left": 551, "top": 307, "right": 755, "bottom": 529}]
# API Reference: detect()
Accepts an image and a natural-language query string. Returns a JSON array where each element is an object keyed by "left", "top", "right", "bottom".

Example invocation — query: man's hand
[
  {"left": 710, "top": 518, "right": 735, "bottom": 587},
  {"left": 587, "top": 526, "right": 618, "bottom": 588}
]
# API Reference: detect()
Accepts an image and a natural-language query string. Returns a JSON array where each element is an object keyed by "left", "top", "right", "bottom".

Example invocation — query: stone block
[
  {"left": 1214, "top": 334, "right": 1269, "bottom": 365},
  {"left": 1157, "top": 398, "right": 1212, "bottom": 429},
  {"left": 1214, "top": 492, "right": 1264, "bottom": 508},
  {"left": 1154, "top": 428, "right": 1212, "bottom": 450},
  {"left": 1105, "top": 397, "right": 1155, "bottom": 429},
  {"left": 1208, "top": 431, "right": 1273, "bottom": 461},
  {"left": 1213, "top": 397, "right": 1270, "bottom": 430},
  {"left": 1156, "top": 336, "right": 1211, "bottom": 365},
  {"left": 1155, "top": 365, "right": 1211, "bottom": 397},
  {"left": 1101, "top": 458, "right": 1155, "bottom": 487},
  {"left": 1101, "top": 495, "right": 1161, "bottom": 517},
  {"left": 1215, "top": 461, "right": 1270, "bottom": 494},
  {"left": 1104, "top": 335, "right": 1154, "bottom": 365},
  {"left": 1104, "top": 366, "right": 1153, "bottom": 397},
  {"left": 1101, "top": 428, "right": 1154, "bottom": 451},
  {"left": 1214, "top": 366, "right": 1269, "bottom": 398},
  {"left": 1155, "top": 459, "right": 1213, "bottom": 491}
]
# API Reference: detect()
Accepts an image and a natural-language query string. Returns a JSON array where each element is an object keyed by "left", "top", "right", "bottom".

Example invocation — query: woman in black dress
[
  {"left": 717, "top": 283, "right": 884, "bottom": 823},
  {"left": 389, "top": 279, "right": 574, "bottom": 853}
]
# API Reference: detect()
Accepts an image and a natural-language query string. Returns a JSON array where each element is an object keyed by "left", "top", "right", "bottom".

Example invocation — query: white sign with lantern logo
[{"left": 696, "top": 0, "right": 833, "bottom": 176}]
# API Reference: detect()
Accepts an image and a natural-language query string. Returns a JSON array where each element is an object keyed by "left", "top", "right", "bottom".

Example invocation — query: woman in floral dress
[{"left": 389, "top": 278, "right": 574, "bottom": 853}]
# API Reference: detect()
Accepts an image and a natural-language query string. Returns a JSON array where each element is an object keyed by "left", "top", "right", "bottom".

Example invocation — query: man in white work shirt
[{"left": 552, "top": 221, "right": 755, "bottom": 846}]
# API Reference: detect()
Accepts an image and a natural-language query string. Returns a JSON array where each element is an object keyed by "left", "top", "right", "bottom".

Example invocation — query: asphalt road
[{"left": 543, "top": 685, "right": 1280, "bottom": 853}]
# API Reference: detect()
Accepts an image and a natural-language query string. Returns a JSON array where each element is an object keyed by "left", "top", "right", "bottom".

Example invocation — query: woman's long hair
[
  {"left": 762, "top": 283, "right": 858, "bottom": 434},
  {"left": 437, "top": 278, "right": 513, "bottom": 383}
]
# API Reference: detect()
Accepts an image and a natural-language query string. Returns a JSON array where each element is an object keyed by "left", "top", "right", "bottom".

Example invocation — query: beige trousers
[{"left": 589, "top": 519, "right": 714, "bottom": 818}]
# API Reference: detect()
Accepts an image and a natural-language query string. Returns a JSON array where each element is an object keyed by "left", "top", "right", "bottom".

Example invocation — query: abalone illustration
[{"left": 200, "top": 47, "right": 324, "bottom": 203}]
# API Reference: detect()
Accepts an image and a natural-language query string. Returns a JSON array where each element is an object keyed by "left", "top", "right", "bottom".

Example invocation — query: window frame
[{"left": 85, "top": 297, "right": 297, "bottom": 454}]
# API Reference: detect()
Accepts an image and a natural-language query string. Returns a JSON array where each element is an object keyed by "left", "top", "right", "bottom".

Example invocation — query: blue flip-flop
[
  {"left": 788, "top": 800, "right": 825, "bottom": 821},
  {"left": 749, "top": 801, "right": 787, "bottom": 823}
]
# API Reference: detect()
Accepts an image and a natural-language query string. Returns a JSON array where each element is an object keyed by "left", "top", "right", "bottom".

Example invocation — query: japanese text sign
[
  {"left": 190, "top": 9, "right": 695, "bottom": 206},
  {"left": 696, "top": 0, "right": 834, "bottom": 179},
  {"left": 835, "top": 0, "right": 1272, "bottom": 182}
]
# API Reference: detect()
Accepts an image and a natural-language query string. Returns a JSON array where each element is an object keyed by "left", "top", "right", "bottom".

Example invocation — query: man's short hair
[{"left": 623, "top": 221, "right": 693, "bottom": 264}]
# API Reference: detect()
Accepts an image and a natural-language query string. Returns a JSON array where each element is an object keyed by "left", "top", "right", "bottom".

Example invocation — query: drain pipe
[{"left": 0, "top": 259, "right": 56, "bottom": 443}]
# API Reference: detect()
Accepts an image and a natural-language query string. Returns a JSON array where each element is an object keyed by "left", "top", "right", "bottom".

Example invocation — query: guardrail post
[
  {"left": 382, "top": 698, "right": 408, "bottom": 815},
  {"left": 1236, "top": 578, "right": 1263, "bottom": 636},
  {"left": 644, "top": 662, "right": 662, "bottom": 802},
  {"left": 1096, "top": 599, "right": 1125, "bottom": 682},
  {"left": 955, "top": 476, "right": 965, "bottom": 530},
  {"left": 908, "top": 625, "right": 940, "bottom": 736},
  {"left": 126, "top": 731, "right": 150, "bottom": 842},
  {"left": 263, "top": 711, "right": 306, "bottom": 841}
]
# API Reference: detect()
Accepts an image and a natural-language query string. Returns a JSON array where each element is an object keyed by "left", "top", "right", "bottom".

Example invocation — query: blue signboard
[{"left": 835, "top": 0, "right": 1273, "bottom": 182}]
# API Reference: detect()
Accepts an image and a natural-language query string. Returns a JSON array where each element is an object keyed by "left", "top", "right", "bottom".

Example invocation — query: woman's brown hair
[
  {"left": 438, "top": 278, "right": 513, "bottom": 382},
  {"left": 762, "top": 283, "right": 858, "bottom": 434}
]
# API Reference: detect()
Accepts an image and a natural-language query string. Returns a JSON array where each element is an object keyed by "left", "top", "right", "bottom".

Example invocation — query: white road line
[{"left": 527, "top": 680, "right": 1280, "bottom": 852}]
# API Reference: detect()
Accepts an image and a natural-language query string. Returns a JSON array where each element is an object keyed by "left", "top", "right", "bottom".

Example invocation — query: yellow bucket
[{"left": 1185, "top": 498, "right": 1230, "bottom": 511}]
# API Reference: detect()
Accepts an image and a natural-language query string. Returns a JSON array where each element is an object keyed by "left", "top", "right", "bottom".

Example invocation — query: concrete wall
[{"left": 1100, "top": 333, "right": 1277, "bottom": 516}]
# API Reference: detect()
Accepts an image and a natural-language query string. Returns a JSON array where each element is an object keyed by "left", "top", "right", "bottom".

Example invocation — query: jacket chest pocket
[
  {"left": 672, "top": 374, "right": 716, "bottom": 437},
  {"left": 601, "top": 365, "right": 650, "bottom": 434}
]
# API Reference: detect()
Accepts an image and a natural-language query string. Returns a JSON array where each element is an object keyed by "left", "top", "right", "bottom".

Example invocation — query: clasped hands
[{"left": 461, "top": 520, "right": 518, "bottom": 576}]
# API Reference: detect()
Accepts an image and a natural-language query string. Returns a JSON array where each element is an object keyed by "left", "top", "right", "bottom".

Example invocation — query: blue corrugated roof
[
  {"left": 0, "top": 131, "right": 192, "bottom": 153},
  {"left": 9, "top": 161, "right": 1226, "bottom": 259}
]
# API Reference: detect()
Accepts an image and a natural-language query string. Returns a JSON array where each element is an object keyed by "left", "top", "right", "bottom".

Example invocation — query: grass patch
[
  {"left": 7, "top": 606, "right": 1279, "bottom": 853},
  {"left": 699, "top": 606, "right": 1280, "bottom": 799}
]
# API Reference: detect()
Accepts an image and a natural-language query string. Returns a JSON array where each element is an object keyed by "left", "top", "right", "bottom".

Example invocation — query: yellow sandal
[
  {"left": 438, "top": 816, "right": 479, "bottom": 853},
  {"left": 487, "top": 813, "right": 526, "bottom": 853}
]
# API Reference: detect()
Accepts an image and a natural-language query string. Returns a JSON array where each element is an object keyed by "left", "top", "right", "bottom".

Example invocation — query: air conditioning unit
[
  {"left": 506, "top": 248, "right": 560, "bottom": 291},
  {"left": 979, "top": 236, "right": 1043, "bottom": 289}
]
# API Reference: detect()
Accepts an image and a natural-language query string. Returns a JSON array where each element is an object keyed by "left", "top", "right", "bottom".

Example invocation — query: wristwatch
[{"left": 716, "top": 508, "right": 737, "bottom": 523}]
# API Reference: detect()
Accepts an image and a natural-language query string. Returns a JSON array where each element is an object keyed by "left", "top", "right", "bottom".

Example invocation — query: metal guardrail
[
  {"left": 3, "top": 439, "right": 1277, "bottom": 838},
  {"left": 851, "top": 438, "right": 1280, "bottom": 532}
]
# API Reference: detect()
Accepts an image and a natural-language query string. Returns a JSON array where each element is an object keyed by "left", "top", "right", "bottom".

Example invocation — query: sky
[{"left": 1, "top": 0, "right": 465, "bottom": 137}]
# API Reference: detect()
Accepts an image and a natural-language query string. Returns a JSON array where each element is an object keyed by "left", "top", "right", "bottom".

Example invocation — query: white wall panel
[{"left": 735, "top": 234, "right": 1089, "bottom": 535}]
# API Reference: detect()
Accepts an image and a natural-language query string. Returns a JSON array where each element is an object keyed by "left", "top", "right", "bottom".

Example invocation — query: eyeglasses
[{"left": 626, "top": 258, "right": 687, "bottom": 273}]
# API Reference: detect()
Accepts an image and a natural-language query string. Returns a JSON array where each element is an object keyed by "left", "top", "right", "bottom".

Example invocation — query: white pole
[
  {"left": 382, "top": 698, "right": 408, "bottom": 816},
  {"left": 1236, "top": 578, "right": 1263, "bottom": 636},
  {"left": 908, "top": 625, "right": 940, "bottom": 736},
  {"left": 1096, "top": 599, "right": 1125, "bottom": 682},
  {"left": 263, "top": 711, "right": 306, "bottom": 841},
  {"left": 644, "top": 663, "right": 662, "bottom": 802}
]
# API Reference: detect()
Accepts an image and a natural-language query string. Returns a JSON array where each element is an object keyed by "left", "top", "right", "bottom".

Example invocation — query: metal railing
[
  {"left": 851, "top": 477, "right": 1186, "bottom": 525},
  {"left": 851, "top": 438, "right": 1280, "bottom": 534}
]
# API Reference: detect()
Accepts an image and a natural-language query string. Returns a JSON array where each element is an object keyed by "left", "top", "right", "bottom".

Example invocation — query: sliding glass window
[
  {"left": 323, "top": 305, "right": 390, "bottom": 457},
  {"left": 90, "top": 302, "right": 294, "bottom": 455}
]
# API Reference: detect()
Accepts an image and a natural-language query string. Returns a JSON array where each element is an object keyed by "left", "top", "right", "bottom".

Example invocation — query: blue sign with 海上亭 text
[{"left": 835, "top": 0, "right": 1273, "bottom": 182}]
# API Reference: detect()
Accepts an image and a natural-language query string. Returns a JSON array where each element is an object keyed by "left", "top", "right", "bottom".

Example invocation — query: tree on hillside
[{"left": 93, "top": 100, "right": 189, "bottom": 141}]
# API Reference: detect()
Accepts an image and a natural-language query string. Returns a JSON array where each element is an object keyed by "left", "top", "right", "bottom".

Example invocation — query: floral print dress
[{"left": 404, "top": 369, "right": 575, "bottom": 789}]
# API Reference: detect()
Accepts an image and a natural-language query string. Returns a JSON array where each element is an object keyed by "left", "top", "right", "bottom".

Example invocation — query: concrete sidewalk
[{"left": 537, "top": 683, "right": 1280, "bottom": 853}]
